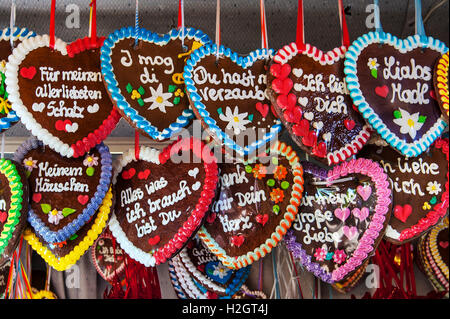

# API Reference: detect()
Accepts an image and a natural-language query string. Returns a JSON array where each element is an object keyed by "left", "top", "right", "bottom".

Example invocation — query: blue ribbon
[{"left": 415, "top": 0, "right": 427, "bottom": 39}]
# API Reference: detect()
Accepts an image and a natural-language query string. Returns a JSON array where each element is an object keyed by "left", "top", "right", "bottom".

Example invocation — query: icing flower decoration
[
  {"left": 270, "top": 188, "right": 284, "bottom": 204},
  {"left": 333, "top": 249, "right": 347, "bottom": 265},
  {"left": 212, "top": 263, "right": 230, "bottom": 279},
  {"left": 143, "top": 83, "right": 174, "bottom": 113},
  {"left": 422, "top": 202, "right": 431, "bottom": 210},
  {"left": 252, "top": 164, "right": 267, "bottom": 179},
  {"left": 314, "top": 247, "right": 327, "bottom": 261},
  {"left": 48, "top": 209, "right": 64, "bottom": 225},
  {"left": 426, "top": 181, "right": 442, "bottom": 195},
  {"left": 273, "top": 165, "right": 288, "bottom": 181},
  {"left": 83, "top": 154, "right": 99, "bottom": 167},
  {"left": 23, "top": 157, "right": 38, "bottom": 172},
  {"left": 367, "top": 58, "right": 379, "bottom": 78},
  {"left": 174, "top": 88, "right": 184, "bottom": 98},
  {"left": 219, "top": 106, "right": 251, "bottom": 135},
  {"left": 392, "top": 108, "right": 426, "bottom": 139}
]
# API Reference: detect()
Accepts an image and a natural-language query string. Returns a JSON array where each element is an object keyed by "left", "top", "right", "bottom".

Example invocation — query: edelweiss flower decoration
[
  {"left": 218, "top": 106, "right": 251, "bottom": 135},
  {"left": 144, "top": 83, "right": 174, "bottom": 113},
  {"left": 392, "top": 108, "right": 426, "bottom": 139}
]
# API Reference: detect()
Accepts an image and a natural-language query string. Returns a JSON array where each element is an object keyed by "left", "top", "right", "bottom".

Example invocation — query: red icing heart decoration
[
  {"left": 6, "top": 35, "right": 120, "bottom": 158},
  {"left": 137, "top": 169, "right": 151, "bottom": 180},
  {"left": 255, "top": 102, "right": 269, "bottom": 118},
  {"left": 19, "top": 66, "right": 36, "bottom": 79},
  {"left": 0, "top": 212, "right": 7, "bottom": 224},
  {"left": 108, "top": 138, "right": 218, "bottom": 267},
  {"left": 285, "top": 159, "right": 392, "bottom": 283},
  {"left": 267, "top": 43, "right": 371, "bottom": 165},
  {"left": 393, "top": 205, "right": 412, "bottom": 223},
  {"left": 198, "top": 141, "right": 304, "bottom": 269},
  {"left": 358, "top": 139, "right": 449, "bottom": 244},
  {"left": 374, "top": 85, "right": 389, "bottom": 98},
  {"left": 77, "top": 195, "right": 89, "bottom": 205},
  {"left": 32, "top": 193, "right": 42, "bottom": 203},
  {"left": 439, "top": 241, "right": 449, "bottom": 249}
]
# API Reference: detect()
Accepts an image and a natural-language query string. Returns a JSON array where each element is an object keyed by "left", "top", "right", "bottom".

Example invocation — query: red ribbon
[
  {"left": 49, "top": 0, "right": 56, "bottom": 49},
  {"left": 90, "top": 0, "right": 97, "bottom": 46},
  {"left": 296, "top": 0, "right": 305, "bottom": 51},
  {"left": 134, "top": 130, "right": 140, "bottom": 160},
  {"left": 338, "top": 0, "right": 350, "bottom": 48},
  {"left": 260, "top": 0, "right": 268, "bottom": 50},
  {"left": 178, "top": 0, "right": 182, "bottom": 29}
]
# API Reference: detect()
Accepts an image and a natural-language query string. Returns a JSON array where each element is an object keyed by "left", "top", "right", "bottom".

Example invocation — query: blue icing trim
[
  {"left": 183, "top": 44, "right": 280, "bottom": 156},
  {"left": 13, "top": 139, "right": 112, "bottom": 244},
  {"left": 0, "top": 27, "right": 36, "bottom": 133},
  {"left": 344, "top": 30, "right": 449, "bottom": 158},
  {"left": 100, "top": 26, "right": 211, "bottom": 141}
]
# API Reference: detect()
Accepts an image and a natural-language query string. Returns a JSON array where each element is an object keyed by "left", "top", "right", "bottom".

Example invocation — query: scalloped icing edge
[
  {"left": 425, "top": 232, "right": 449, "bottom": 289},
  {"left": 344, "top": 31, "right": 449, "bottom": 158},
  {"left": 428, "top": 221, "right": 449, "bottom": 279},
  {"left": 285, "top": 157, "right": 392, "bottom": 283},
  {"left": 13, "top": 138, "right": 112, "bottom": 244},
  {"left": 0, "top": 159, "right": 26, "bottom": 255},
  {"left": 100, "top": 27, "right": 211, "bottom": 141},
  {"left": 5, "top": 34, "right": 120, "bottom": 158},
  {"left": 168, "top": 259, "right": 189, "bottom": 299},
  {"left": 435, "top": 52, "right": 449, "bottom": 119},
  {"left": 197, "top": 140, "right": 304, "bottom": 269},
  {"left": 271, "top": 42, "right": 371, "bottom": 165},
  {"left": 24, "top": 187, "right": 113, "bottom": 272},
  {"left": 184, "top": 44, "right": 282, "bottom": 157},
  {"left": 170, "top": 255, "right": 207, "bottom": 299},
  {"left": 178, "top": 244, "right": 250, "bottom": 296},
  {"left": 90, "top": 230, "right": 126, "bottom": 283},
  {"left": 418, "top": 235, "right": 447, "bottom": 293},
  {"left": 0, "top": 27, "right": 36, "bottom": 132},
  {"left": 384, "top": 138, "right": 449, "bottom": 242},
  {"left": 108, "top": 137, "right": 218, "bottom": 267}
]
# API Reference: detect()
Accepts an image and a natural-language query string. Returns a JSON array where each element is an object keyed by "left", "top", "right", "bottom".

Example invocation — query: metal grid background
[{"left": 1, "top": 0, "right": 449, "bottom": 138}]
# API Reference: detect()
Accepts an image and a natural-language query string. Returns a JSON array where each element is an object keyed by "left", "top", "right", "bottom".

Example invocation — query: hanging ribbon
[
  {"left": 414, "top": 0, "right": 427, "bottom": 39},
  {"left": 178, "top": 0, "right": 186, "bottom": 49},
  {"left": 134, "top": 0, "right": 140, "bottom": 47},
  {"left": 215, "top": 0, "right": 221, "bottom": 60},
  {"left": 337, "top": 0, "right": 350, "bottom": 48},
  {"left": 89, "top": 0, "right": 97, "bottom": 46},
  {"left": 259, "top": 0, "right": 268, "bottom": 50},
  {"left": 134, "top": 130, "right": 140, "bottom": 160},
  {"left": 49, "top": 0, "right": 56, "bottom": 49},
  {"left": 10, "top": 0, "right": 16, "bottom": 49},
  {"left": 374, "top": 0, "right": 383, "bottom": 33},
  {"left": 296, "top": 0, "right": 305, "bottom": 51}
]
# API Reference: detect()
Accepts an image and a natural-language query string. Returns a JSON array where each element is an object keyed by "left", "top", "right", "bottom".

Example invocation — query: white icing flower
[
  {"left": 426, "top": 181, "right": 442, "bottom": 195},
  {"left": 23, "top": 157, "right": 37, "bottom": 172},
  {"left": 392, "top": 108, "right": 424, "bottom": 139},
  {"left": 143, "top": 83, "right": 173, "bottom": 113},
  {"left": 219, "top": 106, "right": 251, "bottom": 135},
  {"left": 48, "top": 209, "right": 64, "bottom": 225},
  {"left": 212, "top": 263, "right": 230, "bottom": 279},
  {"left": 367, "top": 58, "right": 379, "bottom": 70},
  {"left": 83, "top": 154, "right": 99, "bottom": 167}
]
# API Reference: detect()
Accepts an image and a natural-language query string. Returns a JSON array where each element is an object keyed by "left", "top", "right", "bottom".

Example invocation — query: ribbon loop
[
  {"left": 49, "top": 0, "right": 56, "bottom": 49},
  {"left": 374, "top": 0, "right": 383, "bottom": 33},
  {"left": 414, "top": 0, "right": 427, "bottom": 40},
  {"left": 89, "top": 0, "right": 97, "bottom": 45},
  {"left": 296, "top": 0, "right": 305, "bottom": 51},
  {"left": 338, "top": 0, "right": 350, "bottom": 48}
]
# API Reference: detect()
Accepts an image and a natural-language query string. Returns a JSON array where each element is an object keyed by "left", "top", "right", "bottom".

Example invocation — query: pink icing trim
[
  {"left": 398, "top": 139, "right": 449, "bottom": 242},
  {"left": 328, "top": 158, "right": 391, "bottom": 282}
]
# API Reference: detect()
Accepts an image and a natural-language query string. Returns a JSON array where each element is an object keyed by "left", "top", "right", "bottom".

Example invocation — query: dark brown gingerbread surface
[
  {"left": 356, "top": 44, "right": 442, "bottom": 144},
  {"left": 358, "top": 143, "right": 448, "bottom": 243},
  {"left": 113, "top": 157, "right": 206, "bottom": 254},
  {"left": 203, "top": 155, "right": 293, "bottom": 258},
  {"left": 108, "top": 37, "right": 202, "bottom": 138},
  {"left": 436, "top": 226, "right": 449, "bottom": 267},
  {"left": 24, "top": 146, "right": 103, "bottom": 232},
  {"left": 17, "top": 46, "right": 114, "bottom": 146}
]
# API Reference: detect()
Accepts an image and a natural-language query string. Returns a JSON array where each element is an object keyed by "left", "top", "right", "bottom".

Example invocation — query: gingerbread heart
[
  {"left": 344, "top": 31, "right": 448, "bottom": 157},
  {"left": 108, "top": 137, "right": 218, "bottom": 267},
  {"left": 13, "top": 138, "right": 112, "bottom": 244},
  {"left": 358, "top": 138, "right": 449, "bottom": 244},
  {"left": 284, "top": 158, "right": 392, "bottom": 283},
  {"left": 267, "top": 43, "right": 371, "bottom": 165},
  {"left": 91, "top": 229, "right": 125, "bottom": 282},
  {"left": 198, "top": 141, "right": 304, "bottom": 269},
  {"left": 100, "top": 27, "right": 211, "bottom": 141},
  {"left": 5, "top": 34, "right": 120, "bottom": 158},
  {"left": 0, "top": 27, "right": 36, "bottom": 133},
  {"left": 184, "top": 44, "right": 282, "bottom": 158},
  {"left": 178, "top": 236, "right": 250, "bottom": 297},
  {"left": 24, "top": 187, "right": 113, "bottom": 271},
  {"left": 424, "top": 218, "right": 449, "bottom": 290},
  {"left": 0, "top": 159, "right": 29, "bottom": 265},
  {"left": 433, "top": 52, "right": 449, "bottom": 122}
]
